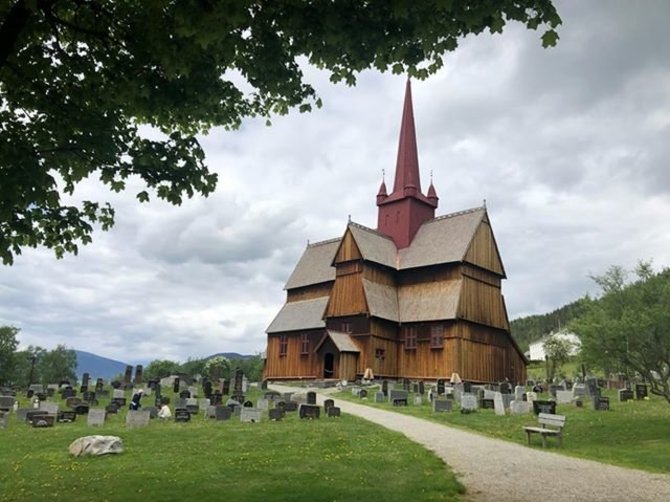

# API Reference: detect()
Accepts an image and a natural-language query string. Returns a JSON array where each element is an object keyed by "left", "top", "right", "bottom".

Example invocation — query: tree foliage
[
  {"left": 0, "top": 325, "right": 19, "bottom": 385},
  {"left": 0, "top": 0, "right": 561, "bottom": 263},
  {"left": 573, "top": 263, "right": 670, "bottom": 403},
  {"left": 38, "top": 343, "right": 77, "bottom": 383},
  {"left": 144, "top": 359, "right": 181, "bottom": 381},
  {"left": 543, "top": 335, "right": 575, "bottom": 381}
]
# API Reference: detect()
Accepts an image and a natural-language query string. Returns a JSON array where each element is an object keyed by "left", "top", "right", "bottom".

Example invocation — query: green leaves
[{"left": 0, "top": 0, "right": 562, "bottom": 263}]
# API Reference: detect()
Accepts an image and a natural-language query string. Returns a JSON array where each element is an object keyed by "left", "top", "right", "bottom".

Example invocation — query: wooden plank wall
[
  {"left": 339, "top": 353, "right": 358, "bottom": 381},
  {"left": 334, "top": 230, "right": 362, "bottom": 263},
  {"left": 287, "top": 282, "right": 333, "bottom": 302},
  {"left": 458, "top": 276, "right": 509, "bottom": 330},
  {"left": 368, "top": 335, "right": 399, "bottom": 377},
  {"left": 265, "top": 332, "right": 320, "bottom": 379},
  {"left": 463, "top": 220, "right": 504, "bottom": 275},
  {"left": 397, "top": 324, "right": 459, "bottom": 379}
]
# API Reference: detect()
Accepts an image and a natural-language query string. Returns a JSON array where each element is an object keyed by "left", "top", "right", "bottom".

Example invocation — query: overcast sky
[{"left": 2, "top": 1, "right": 669, "bottom": 365}]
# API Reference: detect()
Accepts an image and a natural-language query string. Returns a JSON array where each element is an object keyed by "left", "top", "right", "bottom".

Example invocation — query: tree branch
[{"left": 0, "top": 0, "right": 31, "bottom": 69}]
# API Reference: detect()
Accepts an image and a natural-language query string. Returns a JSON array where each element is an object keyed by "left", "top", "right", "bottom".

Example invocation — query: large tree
[
  {"left": 0, "top": 0, "right": 561, "bottom": 264},
  {"left": 574, "top": 264, "right": 670, "bottom": 403},
  {"left": 0, "top": 325, "right": 19, "bottom": 385}
]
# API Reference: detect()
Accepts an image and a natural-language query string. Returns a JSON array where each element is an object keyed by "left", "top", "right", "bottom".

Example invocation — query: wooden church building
[{"left": 265, "top": 81, "right": 527, "bottom": 384}]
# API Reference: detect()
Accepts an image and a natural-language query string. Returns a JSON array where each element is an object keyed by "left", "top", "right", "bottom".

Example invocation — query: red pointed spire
[{"left": 393, "top": 79, "right": 421, "bottom": 195}]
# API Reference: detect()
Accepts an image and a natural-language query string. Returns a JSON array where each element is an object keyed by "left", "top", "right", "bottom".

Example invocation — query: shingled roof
[
  {"left": 315, "top": 330, "right": 361, "bottom": 353},
  {"left": 348, "top": 223, "right": 397, "bottom": 269},
  {"left": 363, "top": 279, "right": 399, "bottom": 322},
  {"left": 266, "top": 296, "right": 328, "bottom": 333},
  {"left": 284, "top": 238, "right": 340, "bottom": 290},
  {"left": 398, "top": 207, "right": 485, "bottom": 270},
  {"left": 398, "top": 279, "right": 461, "bottom": 322}
]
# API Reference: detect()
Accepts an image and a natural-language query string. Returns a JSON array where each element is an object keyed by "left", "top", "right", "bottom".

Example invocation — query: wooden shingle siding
[
  {"left": 334, "top": 230, "right": 363, "bottom": 263},
  {"left": 458, "top": 276, "right": 509, "bottom": 330},
  {"left": 287, "top": 282, "right": 333, "bottom": 302},
  {"left": 326, "top": 269, "right": 368, "bottom": 316},
  {"left": 265, "top": 332, "right": 320, "bottom": 379}
]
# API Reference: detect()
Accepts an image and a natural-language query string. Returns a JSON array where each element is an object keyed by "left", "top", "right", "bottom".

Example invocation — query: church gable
[
  {"left": 333, "top": 228, "right": 363, "bottom": 264},
  {"left": 284, "top": 238, "right": 340, "bottom": 290},
  {"left": 463, "top": 218, "right": 505, "bottom": 277}
]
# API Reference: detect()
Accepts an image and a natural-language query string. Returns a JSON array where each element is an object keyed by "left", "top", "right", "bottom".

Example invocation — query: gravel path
[{"left": 270, "top": 384, "right": 670, "bottom": 502}]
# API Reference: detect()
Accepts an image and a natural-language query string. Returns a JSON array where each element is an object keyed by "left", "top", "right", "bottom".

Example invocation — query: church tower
[{"left": 376, "top": 79, "right": 438, "bottom": 248}]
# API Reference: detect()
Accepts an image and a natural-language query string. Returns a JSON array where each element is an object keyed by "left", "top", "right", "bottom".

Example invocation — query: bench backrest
[{"left": 538, "top": 413, "right": 566, "bottom": 428}]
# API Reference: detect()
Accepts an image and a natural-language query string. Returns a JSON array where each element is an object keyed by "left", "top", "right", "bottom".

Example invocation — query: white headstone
[
  {"left": 413, "top": 395, "right": 422, "bottom": 406},
  {"left": 556, "top": 390, "right": 573, "bottom": 404},
  {"left": 526, "top": 391, "right": 537, "bottom": 403},
  {"left": 125, "top": 410, "right": 150, "bottom": 428},
  {"left": 460, "top": 394, "right": 477, "bottom": 411},
  {"left": 113, "top": 389, "right": 125, "bottom": 399},
  {"left": 514, "top": 385, "right": 525, "bottom": 401},
  {"left": 240, "top": 407, "right": 261, "bottom": 423},
  {"left": 493, "top": 392, "right": 506, "bottom": 416},
  {"left": 509, "top": 400, "right": 531, "bottom": 415},
  {"left": 87, "top": 408, "right": 106, "bottom": 427},
  {"left": 39, "top": 402, "right": 59, "bottom": 415},
  {"left": 256, "top": 398, "right": 268, "bottom": 411}
]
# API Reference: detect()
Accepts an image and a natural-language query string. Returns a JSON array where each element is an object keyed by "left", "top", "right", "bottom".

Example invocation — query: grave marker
[
  {"left": 299, "top": 404, "right": 321, "bottom": 419},
  {"left": 618, "top": 389, "right": 634, "bottom": 402},
  {"left": 240, "top": 407, "right": 262, "bottom": 423},
  {"left": 327, "top": 406, "right": 341, "bottom": 417},
  {"left": 433, "top": 399, "right": 452, "bottom": 413},
  {"left": 306, "top": 391, "right": 317, "bottom": 405},
  {"left": 175, "top": 409, "right": 191, "bottom": 422},
  {"left": 556, "top": 390, "right": 573, "bottom": 404},
  {"left": 87, "top": 408, "right": 106, "bottom": 426},
  {"left": 635, "top": 384, "right": 648, "bottom": 400},
  {"left": 493, "top": 392, "right": 506, "bottom": 416},
  {"left": 509, "top": 400, "right": 531, "bottom": 415},
  {"left": 215, "top": 406, "right": 231, "bottom": 421},
  {"left": 460, "top": 394, "right": 477, "bottom": 412}
]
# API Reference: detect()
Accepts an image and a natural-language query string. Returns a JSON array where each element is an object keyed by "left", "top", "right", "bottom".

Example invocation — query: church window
[
  {"left": 300, "top": 333, "right": 310, "bottom": 355},
  {"left": 375, "top": 348, "right": 385, "bottom": 359},
  {"left": 279, "top": 335, "right": 288, "bottom": 356},
  {"left": 430, "top": 325, "right": 444, "bottom": 349},
  {"left": 342, "top": 321, "right": 352, "bottom": 333},
  {"left": 404, "top": 327, "right": 417, "bottom": 350}
]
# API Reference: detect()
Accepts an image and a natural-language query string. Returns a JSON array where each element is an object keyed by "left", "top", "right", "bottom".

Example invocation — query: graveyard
[
  {"left": 334, "top": 379, "right": 669, "bottom": 474},
  {"left": 0, "top": 373, "right": 465, "bottom": 502}
]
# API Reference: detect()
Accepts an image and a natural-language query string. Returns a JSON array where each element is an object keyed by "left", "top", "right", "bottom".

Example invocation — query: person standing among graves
[{"left": 129, "top": 389, "right": 144, "bottom": 410}]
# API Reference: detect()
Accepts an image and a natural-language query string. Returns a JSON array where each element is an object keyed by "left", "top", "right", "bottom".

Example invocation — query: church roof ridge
[
  {"left": 431, "top": 205, "right": 485, "bottom": 222},
  {"left": 307, "top": 237, "right": 342, "bottom": 248},
  {"left": 348, "top": 220, "right": 394, "bottom": 240}
]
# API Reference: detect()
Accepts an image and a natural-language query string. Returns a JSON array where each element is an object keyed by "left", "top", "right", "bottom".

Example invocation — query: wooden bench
[{"left": 523, "top": 413, "right": 566, "bottom": 448}]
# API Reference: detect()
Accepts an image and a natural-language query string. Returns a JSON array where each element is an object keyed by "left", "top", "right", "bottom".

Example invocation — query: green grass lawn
[
  {"left": 0, "top": 390, "right": 464, "bottom": 502},
  {"left": 335, "top": 387, "right": 670, "bottom": 474}
]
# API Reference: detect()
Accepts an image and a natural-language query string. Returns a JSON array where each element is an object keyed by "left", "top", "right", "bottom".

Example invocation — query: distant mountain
[
  {"left": 207, "top": 352, "right": 255, "bottom": 360},
  {"left": 74, "top": 350, "right": 130, "bottom": 381}
]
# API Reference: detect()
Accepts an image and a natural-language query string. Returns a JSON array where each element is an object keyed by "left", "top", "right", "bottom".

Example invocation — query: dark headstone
[
  {"left": 62, "top": 387, "right": 75, "bottom": 399},
  {"left": 618, "top": 389, "right": 634, "bottom": 402},
  {"left": 243, "top": 400, "right": 254, "bottom": 408},
  {"left": 532, "top": 400, "right": 556, "bottom": 415},
  {"left": 186, "top": 404, "right": 199, "bottom": 415},
  {"left": 269, "top": 408, "right": 284, "bottom": 421},
  {"left": 57, "top": 411, "right": 77, "bottom": 423},
  {"left": 419, "top": 381, "right": 425, "bottom": 395},
  {"left": 306, "top": 391, "right": 317, "bottom": 405},
  {"left": 358, "top": 389, "right": 367, "bottom": 399},
  {"left": 82, "top": 372, "right": 90, "bottom": 387},
  {"left": 31, "top": 414, "right": 55, "bottom": 428},
  {"left": 80, "top": 385, "right": 88, "bottom": 394},
  {"left": 74, "top": 404, "right": 90, "bottom": 415},
  {"left": 111, "top": 380, "right": 122, "bottom": 389},
  {"left": 35, "top": 392, "right": 47, "bottom": 402},
  {"left": 174, "top": 409, "right": 191, "bottom": 422},
  {"left": 112, "top": 397, "right": 126, "bottom": 407},
  {"left": 179, "top": 390, "right": 190, "bottom": 399},
  {"left": 382, "top": 380, "right": 389, "bottom": 397},
  {"left": 481, "top": 398, "right": 495, "bottom": 410},
  {"left": 95, "top": 378, "right": 104, "bottom": 392},
  {"left": 203, "top": 380, "right": 213, "bottom": 398},
  {"left": 327, "top": 406, "right": 341, "bottom": 417},
  {"left": 105, "top": 403, "right": 119, "bottom": 414},
  {"left": 402, "top": 378, "right": 410, "bottom": 391},
  {"left": 66, "top": 397, "right": 82, "bottom": 408},
  {"left": 260, "top": 380, "right": 268, "bottom": 390},
  {"left": 283, "top": 401, "right": 298, "bottom": 412},
  {"left": 215, "top": 406, "right": 232, "bottom": 421},
  {"left": 26, "top": 389, "right": 34, "bottom": 398},
  {"left": 124, "top": 365, "right": 133, "bottom": 384},
  {"left": 412, "top": 383, "right": 419, "bottom": 394},
  {"left": 134, "top": 365, "right": 143, "bottom": 385},
  {"left": 173, "top": 377, "right": 180, "bottom": 394},
  {"left": 392, "top": 398, "right": 408, "bottom": 406},
  {"left": 234, "top": 368, "right": 244, "bottom": 395},
  {"left": 463, "top": 381, "right": 472, "bottom": 393},
  {"left": 437, "top": 379, "right": 446, "bottom": 396},
  {"left": 323, "top": 399, "right": 335, "bottom": 412},
  {"left": 211, "top": 391, "right": 223, "bottom": 406},
  {"left": 594, "top": 396, "right": 610, "bottom": 411},
  {"left": 635, "top": 384, "right": 648, "bottom": 400},
  {"left": 222, "top": 380, "right": 230, "bottom": 396},
  {"left": 433, "top": 399, "right": 452, "bottom": 413},
  {"left": 299, "top": 404, "right": 321, "bottom": 419}
]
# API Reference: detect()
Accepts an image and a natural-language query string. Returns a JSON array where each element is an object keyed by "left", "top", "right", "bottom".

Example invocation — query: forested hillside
[{"left": 510, "top": 298, "right": 591, "bottom": 351}]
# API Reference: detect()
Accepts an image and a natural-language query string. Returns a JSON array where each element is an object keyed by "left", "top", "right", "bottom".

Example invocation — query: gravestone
[
  {"left": 0, "top": 411, "right": 8, "bottom": 429},
  {"left": 126, "top": 410, "right": 150, "bottom": 427},
  {"left": 188, "top": 386, "right": 198, "bottom": 398},
  {"left": 211, "top": 392, "right": 223, "bottom": 406},
  {"left": 87, "top": 408, "right": 106, "bottom": 426},
  {"left": 113, "top": 389, "right": 125, "bottom": 399},
  {"left": 532, "top": 400, "right": 556, "bottom": 415},
  {"left": 82, "top": 372, "right": 90, "bottom": 387},
  {"left": 74, "top": 404, "right": 90, "bottom": 415},
  {"left": 514, "top": 386, "right": 525, "bottom": 401},
  {"left": 327, "top": 406, "right": 341, "bottom": 417},
  {"left": 173, "top": 398, "right": 187, "bottom": 409},
  {"left": 572, "top": 383, "right": 587, "bottom": 397},
  {"left": 105, "top": 403, "right": 119, "bottom": 415},
  {"left": 62, "top": 387, "right": 75, "bottom": 399},
  {"left": 460, "top": 394, "right": 477, "bottom": 412},
  {"left": 215, "top": 406, "right": 231, "bottom": 421},
  {"left": 556, "top": 390, "right": 573, "bottom": 404},
  {"left": 112, "top": 397, "right": 126, "bottom": 407},
  {"left": 412, "top": 383, "right": 419, "bottom": 394},
  {"left": 594, "top": 396, "right": 610, "bottom": 411},
  {"left": 242, "top": 376, "right": 249, "bottom": 393},
  {"left": 148, "top": 379, "right": 159, "bottom": 391},
  {"left": 199, "top": 398, "right": 211, "bottom": 410},
  {"left": 618, "top": 389, "right": 634, "bottom": 402},
  {"left": 437, "top": 379, "right": 446, "bottom": 396},
  {"left": 299, "top": 404, "right": 321, "bottom": 419},
  {"left": 111, "top": 380, "right": 122, "bottom": 389},
  {"left": 269, "top": 408, "right": 284, "bottom": 421},
  {"left": 58, "top": 410, "right": 77, "bottom": 422},
  {"left": 222, "top": 380, "right": 230, "bottom": 396},
  {"left": 484, "top": 389, "right": 496, "bottom": 400},
  {"left": 123, "top": 365, "right": 133, "bottom": 386},
  {"left": 95, "top": 379, "right": 104, "bottom": 392},
  {"left": 173, "top": 377, "right": 180, "bottom": 394},
  {"left": 134, "top": 365, "right": 143, "bottom": 385},
  {"left": 306, "top": 391, "right": 317, "bottom": 405},
  {"left": 418, "top": 381, "right": 425, "bottom": 395},
  {"left": 493, "top": 392, "right": 506, "bottom": 416},
  {"left": 203, "top": 380, "right": 213, "bottom": 398},
  {"left": 260, "top": 380, "right": 268, "bottom": 391},
  {"left": 358, "top": 389, "right": 368, "bottom": 399},
  {"left": 240, "top": 407, "right": 262, "bottom": 423},
  {"left": 233, "top": 369, "right": 244, "bottom": 401},
  {"left": 586, "top": 378, "right": 599, "bottom": 396},
  {"left": 146, "top": 407, "right": 158, "bottom": 419},
  {"left": 374, "top": 392, "right": 385, "bottom": 403},
  {"left": 635, "top": 384, "right": 648, "bottom": 400},
  {"left": 509, "top": 400, "right": 531, "bottom": 415},
  {"left": 382, "top": 380, "right": 389, "bottom": 397},
  {"left": 480, "top": 398, "right": 495, "bottom": 410},
  {"left": 433, "top": 399, "right": 452, "bottom": 413},
  {"left": 31, "top": 414, "right": 55, "bottom": 428},
  {"left": 323, "top": 399, "right": 335, "bottom": 412},
  {"left": 180, "top": 390, "right": 191, "bottom": 399},
  {"left": 0, "top": 395, "right": 15, "bottom": 411},
  {"left": 402, "top": 379, "right": 410, "bottom": 391},
  {"left": 283, "top": 401, "right": 298, "bottom": 412},
  {"left": 39, "top": 402, "right": 59, "bottom": 415},
  {"left": 256, "top": 398, "right": 269, "bottom": 411},
  {"left": 66, "top": 397, "right": 82, "bottom": 408},
  {"left": 526, "top": 392, "right": 538, "bottom": 403},
  {"left": 175, "top": 409, "right": 191, "bottom": 422},
  {"left": 205, "top": 405, "right": 217, "bottom": 419},
  {"left": 16, "top": 408, "right": 31, "bottom": 423},
  {"left": 413, "top": 395, "right": 422, "bottom": 406},
  {"left": 388, "top": 389, "right": 408, "bottom": 404}
]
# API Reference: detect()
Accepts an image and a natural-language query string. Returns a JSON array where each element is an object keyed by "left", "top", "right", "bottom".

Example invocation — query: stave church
[{"left": 265, "top": 81, "right": 527, "bottom": 384}]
